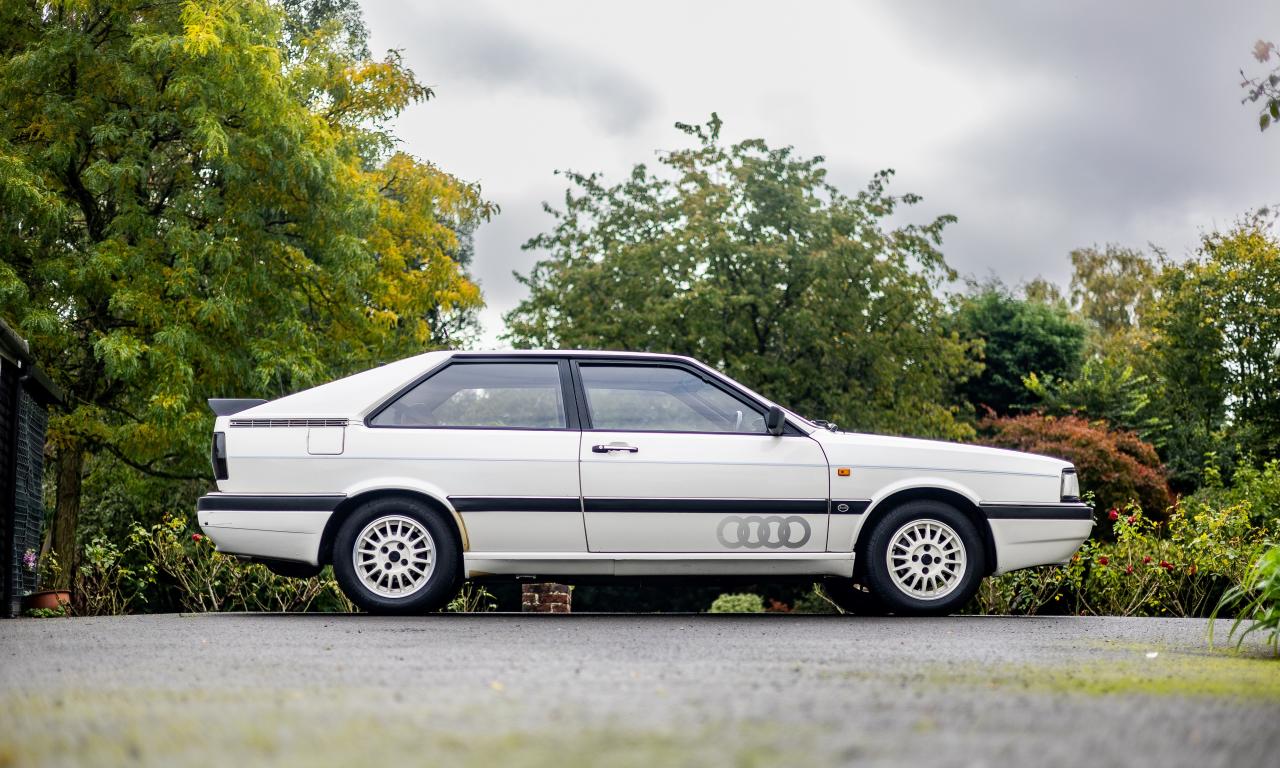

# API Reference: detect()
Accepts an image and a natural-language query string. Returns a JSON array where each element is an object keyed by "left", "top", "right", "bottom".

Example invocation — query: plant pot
[{"left": 23, "top": 590, "right": 71, "bottom": 612}]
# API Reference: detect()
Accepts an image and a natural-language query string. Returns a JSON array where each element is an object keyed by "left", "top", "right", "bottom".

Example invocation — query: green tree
[
  {"left": 1020, "top": 244, "right": 1168, "bottom": 455},
  {"left": 1024, "top": 356, "right": 1167, "bottom": 447},
  {"left": 1150, "top": 220, "right": 1280, "bottom": 486},
  {"left": 0, "top": 1, "right": 488, "bottom": 585},
  {"left": 950, "top": 284, "right": 1087, "bottom": 416},
  {"left": 505, "top": 115, "right": 979, "bottom": 439},
  {"left": 1068, "top": 244, "right": 1156, "bottom": 337}
]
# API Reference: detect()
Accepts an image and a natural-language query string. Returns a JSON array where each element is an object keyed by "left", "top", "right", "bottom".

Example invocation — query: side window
[
  {"left": 371, "top": 363, "right": 567, "bottom": 429},
  {"left": 579, "top": 365, "right": 766, "bottom": 433}
]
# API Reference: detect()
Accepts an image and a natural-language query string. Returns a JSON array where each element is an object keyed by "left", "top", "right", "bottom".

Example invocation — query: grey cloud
[
  {"left": 865, "top": 0, "right": 1280, "bottom": 285},
  {"left": 418, "top": 8, "right": 657, "bottom": 134}
]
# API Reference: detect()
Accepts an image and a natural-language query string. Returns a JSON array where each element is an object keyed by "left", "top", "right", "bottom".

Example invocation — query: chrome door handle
[{"left": 592, "top": 443, "right": 639, "bottom": 453}]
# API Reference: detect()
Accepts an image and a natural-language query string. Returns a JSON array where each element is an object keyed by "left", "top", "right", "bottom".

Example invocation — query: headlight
[{"left": 1060, "top": 469, "right": 1080, "bottom": 502}]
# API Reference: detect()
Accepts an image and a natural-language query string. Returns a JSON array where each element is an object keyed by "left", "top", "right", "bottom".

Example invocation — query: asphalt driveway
[{"left": 0, "top": 614, "right": 1275, "bottom": 767}]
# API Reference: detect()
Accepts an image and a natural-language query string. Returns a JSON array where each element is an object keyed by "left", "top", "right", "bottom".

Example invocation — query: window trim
[
  {"left": 364, "top": 358, "right": 579, "bottom": 431},
  {"left": 569, "top": 359, "right": 805, "bottom": 436}
]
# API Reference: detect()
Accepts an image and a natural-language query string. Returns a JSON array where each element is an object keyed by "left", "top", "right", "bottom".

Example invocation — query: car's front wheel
[
  {"left": 332, "top": 497, "right": 460, "bottom": 614},
  {"left": 860, "top": 500, "right": 985, "bottom": 616}
]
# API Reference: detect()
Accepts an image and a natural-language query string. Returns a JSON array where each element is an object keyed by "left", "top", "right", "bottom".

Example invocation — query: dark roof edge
[{"left": 0, "top": 317, "right": 64, "bottom": 405}]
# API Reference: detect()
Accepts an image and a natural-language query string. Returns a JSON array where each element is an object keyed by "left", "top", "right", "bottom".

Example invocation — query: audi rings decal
[{"left": 716, "top": 515, "right": 812, "bottom": 549}]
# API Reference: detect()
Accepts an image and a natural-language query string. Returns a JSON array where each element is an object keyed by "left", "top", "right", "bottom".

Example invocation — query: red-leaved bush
[{"left": 977, "top": 413, "right": 1171, "bottom": 521}]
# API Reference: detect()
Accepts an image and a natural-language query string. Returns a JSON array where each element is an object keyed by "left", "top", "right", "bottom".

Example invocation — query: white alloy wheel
[
  {"left": 352, "top": 514, "right": 436, "bottom": 598},
  {"left": 885, "top": 518, "right": 967, "bottom": 600}
]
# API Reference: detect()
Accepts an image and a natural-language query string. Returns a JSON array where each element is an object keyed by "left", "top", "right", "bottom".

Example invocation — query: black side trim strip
[
  {"left": 584, "top": 498, "right": 827, "bottom": 514},
  {"left": 981, "top": 502, "right": 1093, "bottom": 520},
  {"left": 197, "top": 495, "right": 344, "bottom": 512},
  {"left": 831, "top": 500, "right": 871, "bottom": 515},
  {"left": 449, "top": 497, "right": 581, "bottom": 513}
]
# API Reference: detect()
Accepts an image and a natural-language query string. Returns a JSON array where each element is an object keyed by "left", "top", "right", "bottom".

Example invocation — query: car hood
[{"left": 809, "top": 429, "right": 1072, "bottom": 478}]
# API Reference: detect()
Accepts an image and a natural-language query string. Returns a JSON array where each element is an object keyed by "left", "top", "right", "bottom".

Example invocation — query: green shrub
[
  {"left": 969, "top": 499, "right": 1276, "bottom": 617},
  {"left": 446, "top": 583, "right": 498, "bottom": 613},
  {"left": 75, "top": 536, "right": 140, "bottom": 616},
  {"left": 1212, "top": 545, "right": 1280, "bottom": 655},
  {"left": 708, "top": 593, "right": 765, "bottom": 613},
  {"left": 1191, "top": 459, "right": 1280, "bottom": 526},
  {"left": 75, "top": 515, "right": 353, "bottom": 614},
  {"left": 791, "top": 585, "right": 840, "bottom": 614}
]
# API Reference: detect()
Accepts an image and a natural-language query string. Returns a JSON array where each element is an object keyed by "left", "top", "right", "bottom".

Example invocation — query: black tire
[
  {"left": 332, "top": 497, "right": 461, "bottom": 615},
  {"left": 820, "top": 578, "right": 888, "bottom": 616},
  {"left": 860, "top": 500, "right": 985, "bottom": 617}
]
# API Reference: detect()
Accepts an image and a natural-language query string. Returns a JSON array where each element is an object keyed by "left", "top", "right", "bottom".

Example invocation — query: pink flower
[
  {"left": 1097, "top": 556, "right": 1109, "bottom": 566},
  {"left": 1159, "top": 560, "right": 1173, "bottom": 571},
  {"left": 1126, "top": 515, "right": 1135, "bottom": 525},
  {"left": 1143, "top": 556, "right": 1152, "bottom": 564},
  {"left": 1254, "top": 39, "right": 1275, "bottom": 63},
  {"left": 192, "top": 533, "right": 204, "bottom": 542},
  {"left": 1125, "top": 565, "right": 1134, "bottom": 575},
  {"left": 1108, "top": 509, "right": 1119, "bottom": 522}
]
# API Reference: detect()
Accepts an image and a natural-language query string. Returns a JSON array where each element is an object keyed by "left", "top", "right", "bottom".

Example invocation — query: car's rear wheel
[
  {"left": 860, "top": 500, "right": 984, "bottom": 616},
  {"left": 332, "top": 497, "right": 460, "bottom": 614}
]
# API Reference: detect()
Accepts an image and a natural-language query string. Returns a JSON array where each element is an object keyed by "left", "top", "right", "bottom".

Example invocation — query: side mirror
[{"left": 765, "top": 405, "right": 786, "bottom": 436}]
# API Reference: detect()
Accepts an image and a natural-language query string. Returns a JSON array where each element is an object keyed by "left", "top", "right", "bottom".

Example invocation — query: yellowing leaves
[{"left": 2, "top": 0, "right": 490, "bottom": 486}]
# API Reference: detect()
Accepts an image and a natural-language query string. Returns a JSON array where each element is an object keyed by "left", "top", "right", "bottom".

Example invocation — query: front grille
[{"left": 229, "top": 418, "right": 349, "bottom": 428}]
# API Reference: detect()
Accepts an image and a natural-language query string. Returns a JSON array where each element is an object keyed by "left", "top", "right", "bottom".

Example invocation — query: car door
[
  {"left": 574, "top": 360, "right": 830, "bottom": 553},
  {"left": 360, "top": 358, "right": 584, "bottom": 552}
]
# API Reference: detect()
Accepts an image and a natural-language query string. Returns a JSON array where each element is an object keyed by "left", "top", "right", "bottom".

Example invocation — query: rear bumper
[
  {"left": 981, "top": 502, "right": 1094, "bottom": 574},
  {"left": 196, "top": 494, "right": 342, "bottom": 566}
]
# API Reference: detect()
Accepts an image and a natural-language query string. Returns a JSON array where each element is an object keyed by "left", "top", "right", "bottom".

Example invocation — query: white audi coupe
[{"left": 198, "top": 350, "right": 1093, "bottom": 615}]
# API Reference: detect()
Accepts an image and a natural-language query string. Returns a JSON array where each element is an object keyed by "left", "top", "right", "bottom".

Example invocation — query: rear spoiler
[{"left": 208, "top": 398, "right": 267, "bottom": 416}]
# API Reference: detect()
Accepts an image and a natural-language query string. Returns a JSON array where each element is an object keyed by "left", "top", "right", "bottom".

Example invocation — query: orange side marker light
[{"left": 836, "top": 467, "right": 851, "bottom": 477}]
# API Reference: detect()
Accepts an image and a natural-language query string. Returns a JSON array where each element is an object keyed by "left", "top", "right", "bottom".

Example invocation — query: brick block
[{"left": 521, "top": 582, "right": 571, "bottom": 613}]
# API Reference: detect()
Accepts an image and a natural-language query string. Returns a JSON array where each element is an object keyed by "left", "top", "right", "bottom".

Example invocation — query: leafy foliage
[
  {"left": 950, "top": 285, "right": 1087, "bottom": 416},
  {"left": 0, "top": 1, "right": 488, "bottom": 581},
  {"left": 1025, "top": 354, "right": 1167, "bottom": 447},
  {"left": 971, "top": 499, "right": 1277, "bottom": 618},
  {"left": 505, "top": 115, "right": 979, "bottom": 440},
  {"left": 73, "top": 515, "right": 353, "bottom": 615},
  {"left": 1149, "top": 221, "right": 1280, "bottom": 487},
  {"left": 1069, "top": 244, "right": 1157, "bottom": 337},
  {"left": 1213, "top": 545, "right": 1280, "bottom": 655},
  {"left": 1242, "top": 40, "right": 1280, "bottom": 132},
  {"left": 979, "top": 414, "right": 1170, "bottom": 523},
  {"left": 707, "top": 593, "right": 766, "bottom": 614},
  {"left": 1191, "top": 459, "right": 1280, "bottom": 527}
]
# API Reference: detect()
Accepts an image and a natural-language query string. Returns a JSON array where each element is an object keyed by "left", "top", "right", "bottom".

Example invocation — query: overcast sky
[{"left": 362, "top": 1, "right": 1280, "bottom": 346}]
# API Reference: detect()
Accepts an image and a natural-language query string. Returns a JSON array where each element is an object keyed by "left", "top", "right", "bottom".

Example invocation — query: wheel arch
[
  {"left": 319, "top": 486, "right": 469, "bottom": 566},
  {"left": 855, "top": 484, "right": 996, "bottom": 576}
]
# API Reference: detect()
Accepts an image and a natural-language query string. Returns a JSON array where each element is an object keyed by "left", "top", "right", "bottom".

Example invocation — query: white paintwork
[
  {"left": 581, "top": 431, "right": 829, "bottom": 552},
  {"left": 199, "top": 349, "right": 1092, "bottom": 584},
  {"left": 988, "top": 518, "right": 1095, "bottom": 573}
]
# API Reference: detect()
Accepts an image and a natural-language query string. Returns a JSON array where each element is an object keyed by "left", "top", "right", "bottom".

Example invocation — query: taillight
[{"left": 211, "top": 432, "right": 228, "bottom": 480}]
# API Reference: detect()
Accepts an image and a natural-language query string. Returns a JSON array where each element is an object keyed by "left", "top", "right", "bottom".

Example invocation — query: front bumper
[
  {"left": 980, "top": 502, "right": 1094, "bottom": 574},
  {"left": 196, "top": 494, "right": 343, "bottom": 566}
]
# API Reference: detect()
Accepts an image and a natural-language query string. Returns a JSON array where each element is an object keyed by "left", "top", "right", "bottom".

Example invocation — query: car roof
[
  {"left": 227, "top": 349, "right": 710, "bottom": 420},
  {"left": 451, "top": 349, "right": 696, "bottom": 361}
]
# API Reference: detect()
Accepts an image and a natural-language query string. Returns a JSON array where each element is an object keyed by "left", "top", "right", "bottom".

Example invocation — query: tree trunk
[{"left": 49, "top": 441, "right": 84, "bottom": 591}]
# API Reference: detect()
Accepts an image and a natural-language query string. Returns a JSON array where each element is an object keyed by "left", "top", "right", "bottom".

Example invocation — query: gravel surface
[{"left": 1, "top": 613, "right": 1276, "bottom": 767}]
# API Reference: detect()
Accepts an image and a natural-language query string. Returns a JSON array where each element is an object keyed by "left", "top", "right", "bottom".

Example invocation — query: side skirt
[{"left": 463, "top": 552, "right": 856, "bottom": 579}]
